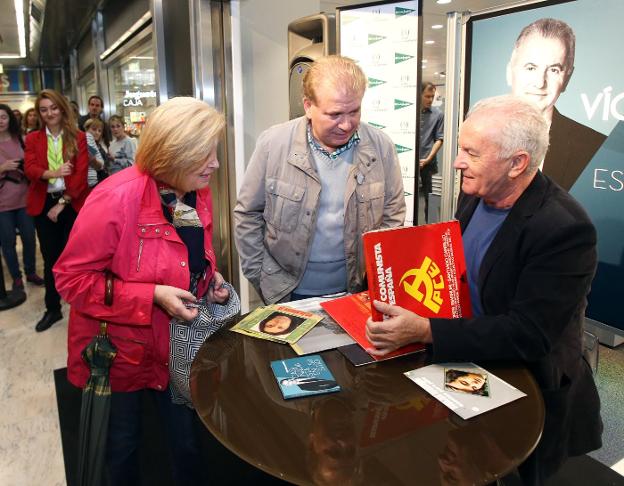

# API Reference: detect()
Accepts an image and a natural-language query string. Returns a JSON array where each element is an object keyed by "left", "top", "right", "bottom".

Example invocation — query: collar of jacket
[
  {"left": 286, "top": 117, "right": 381, "bottom": 178},
  {"left": 458, "top": 170, "right": 548, "bottom": 288},
  {"left": 133, "top": 167, "right": 211, "bottom": 228}
]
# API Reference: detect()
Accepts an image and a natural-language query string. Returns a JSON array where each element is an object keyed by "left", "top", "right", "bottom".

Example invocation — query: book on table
[
  {"left": 404, "top": 362, "right": 527, "bottom": 419},
  {"left": 322, "top": 221, "right": 472, "bottom": 364},
  {"left": 270, "top": 354, "right": 341, "bottom": 399}
]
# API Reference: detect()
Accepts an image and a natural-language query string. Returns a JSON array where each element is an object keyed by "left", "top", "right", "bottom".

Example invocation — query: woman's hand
[
  {"left": 0, "top": 159, "right": 20, "bottom": 173},
  {"left": 47, "top": 203, "right": 65, "bottom": 222},
  {"left": 206, "top": 271, "right": 229, "bottom": 304},
  {"left": 55, "top": 161, "right": 73, "bottom": 178},
  {"left": 153, "top": 285, "right": 199, "bottom": 321},
  {"left": 88, "top": 156, "right": 104, "bottom": 170}
]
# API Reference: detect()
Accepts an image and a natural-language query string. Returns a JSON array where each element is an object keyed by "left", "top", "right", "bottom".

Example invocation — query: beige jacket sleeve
[{"left": 233, "top": 130, "right": 271, "bottom": 291}]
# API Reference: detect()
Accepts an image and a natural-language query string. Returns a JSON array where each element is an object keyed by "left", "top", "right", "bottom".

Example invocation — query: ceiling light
[
  {"left": 422, "top": 59, "right": 428, "bottom": 63},
  {"left": 432, "top": 24, "right": 443, "bottom": 29},
  {"left": 425, "top": 40, "right": 435, "bottom": 45},
  {"left": 15, "top": 0, "right": 26, "bottom": 57},
  {"left": 437, "top": 0, "right": 452, "bottom": 4}
]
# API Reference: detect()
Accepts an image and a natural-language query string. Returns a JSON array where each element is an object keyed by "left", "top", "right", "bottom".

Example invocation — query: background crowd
[{"left": 0, "top": 91, "right": 137, "bottom": 332}]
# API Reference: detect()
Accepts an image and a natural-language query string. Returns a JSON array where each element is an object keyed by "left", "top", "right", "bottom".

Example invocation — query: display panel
[
  {"left": 338, "top": 0, "right": 420, "bottom": 225},
  {"left": 466, "top": 0, "right": 624, "bottom": 331},
  {"left": 106, "top": 37, "right": 156, "bottom": 138}
]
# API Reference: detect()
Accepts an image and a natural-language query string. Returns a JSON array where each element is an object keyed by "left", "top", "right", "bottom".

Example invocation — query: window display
[{"left": 106, "top": 38, "right": 156, "bottom": 138}]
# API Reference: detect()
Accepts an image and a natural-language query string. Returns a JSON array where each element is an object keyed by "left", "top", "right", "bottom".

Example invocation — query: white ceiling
[{"left": 0, "top": 0, "right": 21, "bottom": 57}]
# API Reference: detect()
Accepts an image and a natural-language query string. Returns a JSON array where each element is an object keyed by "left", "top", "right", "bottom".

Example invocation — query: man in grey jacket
[{"left": 234, "top": 55, "right": 405, "bottom": 304}]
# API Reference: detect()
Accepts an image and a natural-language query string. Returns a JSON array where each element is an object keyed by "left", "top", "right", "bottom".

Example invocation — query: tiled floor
[{"left": 1, "top": 254, "right": 623, "bottom": 485}]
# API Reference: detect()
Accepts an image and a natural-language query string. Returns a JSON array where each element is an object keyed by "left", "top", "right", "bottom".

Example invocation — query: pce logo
[{"left": 398, "top": 256, "right": 444, "bottom": 313}]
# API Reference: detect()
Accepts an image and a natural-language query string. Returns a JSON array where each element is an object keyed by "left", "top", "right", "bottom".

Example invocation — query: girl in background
[
  {"left": 0, "top": 104, "right": 43, "bottom": 291},
  {"left": 108, "top": 115, "right": 136, "bottom": 174},
  {"left": 23, "top": 108, "right": 41, "bottom": 134},
  {"left": 84, "top": 118, "right": 109, "bottom": 188}
]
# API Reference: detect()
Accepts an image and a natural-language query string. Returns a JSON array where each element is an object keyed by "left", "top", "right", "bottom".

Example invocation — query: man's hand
[
  {"left": 154, "top": 285, "right": 199, "bottom": 321},
  {"left": 419, "top": 158, "right": 429, "bottom": 169},
  {"left": 207, "top": 271, "right": 229, "bottom": 304},
  {"left": 365, "top": 300, "right": 432, "bottom": 356}
]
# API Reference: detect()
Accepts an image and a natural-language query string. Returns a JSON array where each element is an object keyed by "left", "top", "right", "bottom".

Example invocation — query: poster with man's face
[{"left": 467, "top": 0, "right": 624, "bottom": 330}]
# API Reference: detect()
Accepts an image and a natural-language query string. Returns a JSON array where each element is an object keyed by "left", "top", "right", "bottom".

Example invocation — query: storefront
[{"left": 103, "top": 33, "right": 156, "bottom": 137}]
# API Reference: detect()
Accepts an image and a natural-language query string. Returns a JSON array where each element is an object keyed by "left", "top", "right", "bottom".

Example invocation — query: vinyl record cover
[
  {"left": 404, "top": 363, "right": 526, "bottom": 420},
  {"left": 321, "top": 292, "right": 425, "bottom": 363},
  {"left": 270, "top": 355, "right": 341, "bottom": 399},
  {"left": 285, "top": 296, "right": 356, "bottom": 356},
  {"left": 230, "top": 304, "right": 323, "bottom": 345},
  {"left": 363, "top": 220, "right": 472, "bottom": 321}
]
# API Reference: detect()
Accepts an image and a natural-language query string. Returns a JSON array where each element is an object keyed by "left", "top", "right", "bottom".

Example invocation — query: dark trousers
[
  {"left": 33, "top": 195, "right": 77, "bottom": 312},
  {"left": 420, "top": 162, "right": 437, "bottom": 224},
  {"left": 0, "top": 207, "right": 37, "bottom": 279},
  {"left": 106, "top": 388, "right": 204, "bottom": 486}
]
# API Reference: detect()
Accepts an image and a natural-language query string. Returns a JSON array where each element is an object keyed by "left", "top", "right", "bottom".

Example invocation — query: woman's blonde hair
[
  {"left": 136, "top": 97, "right": 225, "bottom": 188},
  {"left": 84, "top": 118, "right": 105, "bottom": 131},
  {"left": 35, "top": 89, "right": 79, "bottom": 157}
]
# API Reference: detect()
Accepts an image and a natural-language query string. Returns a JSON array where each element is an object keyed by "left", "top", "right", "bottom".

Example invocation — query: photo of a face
[
  {"left": 258, "top": 312, "right": 304, "bottom": 336},
  {"left": 444, "top": 369, "right": 489, "bottom": 397},
  {"left": 507, "top": 33, "right": 571, "bottom": 115}
]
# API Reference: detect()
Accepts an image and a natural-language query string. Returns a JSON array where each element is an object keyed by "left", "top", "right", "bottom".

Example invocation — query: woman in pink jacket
[{"left": 54, "top": 97, "right": 228, "bottom": 485}]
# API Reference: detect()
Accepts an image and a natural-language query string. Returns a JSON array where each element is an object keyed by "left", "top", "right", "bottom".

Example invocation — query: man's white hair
[{"left": 467, "top": 95, "right": 549, "bottom": 170}]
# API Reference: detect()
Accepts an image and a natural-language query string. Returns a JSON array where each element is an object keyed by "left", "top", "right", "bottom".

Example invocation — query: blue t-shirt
[{"left": 462, "top": 200, "right": 510, "bottom": 316}]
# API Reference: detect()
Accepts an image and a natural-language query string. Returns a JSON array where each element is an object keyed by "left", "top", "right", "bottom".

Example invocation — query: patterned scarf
[
  {"left": 47, "top": 134, "right": 63, "bottom": 184},
  {"left": 159, "top": 185, "right": 207, "bottom": 290}
]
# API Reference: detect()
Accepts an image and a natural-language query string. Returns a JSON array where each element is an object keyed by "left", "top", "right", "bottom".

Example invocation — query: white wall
[
  {"left": 232, "top": 0, "right": 322, "bottom": 310},
  {"left": 236, "top": 0, "right": 321, "bottom": 165}
]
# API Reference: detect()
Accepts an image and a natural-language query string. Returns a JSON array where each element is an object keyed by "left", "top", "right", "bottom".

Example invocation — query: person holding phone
[{"left": 0, "top": 104, "right": 43, "bottom": 291}]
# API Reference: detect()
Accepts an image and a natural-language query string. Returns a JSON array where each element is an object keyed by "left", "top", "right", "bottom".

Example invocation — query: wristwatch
[{"left": 58, "top": 196, "right": 69, "bottom": 206}]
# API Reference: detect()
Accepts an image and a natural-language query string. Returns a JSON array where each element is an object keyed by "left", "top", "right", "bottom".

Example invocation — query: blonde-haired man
[{"left": 235, "top": 55, "right": 405, "bottom": 304}]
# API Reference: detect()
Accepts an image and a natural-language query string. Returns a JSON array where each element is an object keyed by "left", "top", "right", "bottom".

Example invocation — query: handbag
[{"left": 169, "top": 281, "right": 240, "bottom": 408}]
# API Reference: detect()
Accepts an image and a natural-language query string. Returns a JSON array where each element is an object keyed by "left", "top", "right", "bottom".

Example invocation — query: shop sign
[
  {"left": 123, "top": 89, "right": 157, "bottom": 107},
  {"left": 0, "top": 69, "right": 42, "bottom": 94}
]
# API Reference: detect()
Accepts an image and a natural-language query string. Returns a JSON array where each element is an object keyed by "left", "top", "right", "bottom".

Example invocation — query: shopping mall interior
[{"left": 1, "top": 0, "right": 623, "bottom": 484}]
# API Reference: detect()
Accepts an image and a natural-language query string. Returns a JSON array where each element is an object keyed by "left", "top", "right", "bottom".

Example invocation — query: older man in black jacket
[{"left": 365, "top": 95, "right": 602, "bottom": 485}]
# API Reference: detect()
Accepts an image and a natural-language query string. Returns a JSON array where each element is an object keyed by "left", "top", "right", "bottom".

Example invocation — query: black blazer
[
  {"left": 430, "top": 172, "right": 602, "bottom": 481},
  {"left": 544, "top": 109, "right": 606, "bottom": 191}
]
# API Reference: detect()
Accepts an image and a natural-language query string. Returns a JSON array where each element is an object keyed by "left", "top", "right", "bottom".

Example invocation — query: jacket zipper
[{"left": 137, "top": 239, "right": 144, "bottom": 272}]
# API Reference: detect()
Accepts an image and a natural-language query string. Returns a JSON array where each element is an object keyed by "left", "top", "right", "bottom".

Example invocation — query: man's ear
[
  {"left": 509, "top": 152, "right": 530, "bottom": 178},
  {"left": 561, "top": 65, "right": 575, "bottom": 93},
  {"left": 303, "top": 98, "right": 313, "bottom": 119}
]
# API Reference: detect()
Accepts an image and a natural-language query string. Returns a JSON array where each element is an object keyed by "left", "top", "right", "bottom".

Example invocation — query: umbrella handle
[
  {"left": 99, "top": 272, "right": 114, "bottom": 336},
  {"left": 104, "top": 272, "right": 114, "bottom": 306}
]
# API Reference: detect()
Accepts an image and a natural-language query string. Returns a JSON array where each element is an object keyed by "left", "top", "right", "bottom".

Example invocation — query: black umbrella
[{"left": 77, "top": 273, "right": 116, "bottom": 486}]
